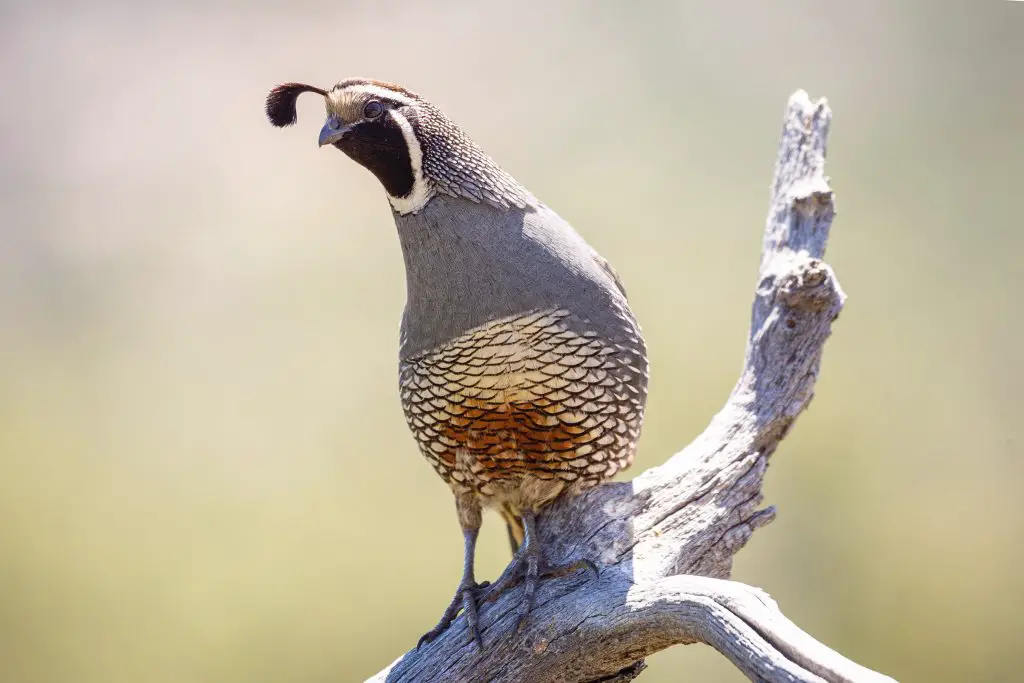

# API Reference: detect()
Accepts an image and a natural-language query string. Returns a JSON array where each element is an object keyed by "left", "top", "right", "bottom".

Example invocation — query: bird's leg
[
  {"left": 481, "top": 509, "right": 598, "bottom": 631},
  {"left": 500, "top": 506, "right": 524, "bottom": 555},
  {"left": 417, "top": 493, "right": 486, "bottom": 649}
]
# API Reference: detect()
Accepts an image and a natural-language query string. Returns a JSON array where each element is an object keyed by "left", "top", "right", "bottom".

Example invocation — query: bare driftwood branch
[{"left": 368, "top": 91, "right": 895, "bottom": 683}]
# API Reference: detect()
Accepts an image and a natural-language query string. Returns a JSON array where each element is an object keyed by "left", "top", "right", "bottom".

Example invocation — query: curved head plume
[
  {"left": 265, "top": 82, "right": 329, "bottom": 128},
  {"left": 265, "top": 78, "right": 532, "bottom": 215}
]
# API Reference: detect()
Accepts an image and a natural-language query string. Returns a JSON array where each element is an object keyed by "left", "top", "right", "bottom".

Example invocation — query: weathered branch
[{"left": 367, "top": 91, "right": 895, "bottom": 683}]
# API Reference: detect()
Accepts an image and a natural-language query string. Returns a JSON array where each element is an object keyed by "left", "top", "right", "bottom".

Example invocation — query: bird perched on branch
[{"left": 265, "top": 78, "right": 648, "bottom": 648}]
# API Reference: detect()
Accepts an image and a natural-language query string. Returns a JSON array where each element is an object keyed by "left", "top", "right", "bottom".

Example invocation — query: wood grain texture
[{"left": 367, "top": 91, "right": 897, "bottom": 683}]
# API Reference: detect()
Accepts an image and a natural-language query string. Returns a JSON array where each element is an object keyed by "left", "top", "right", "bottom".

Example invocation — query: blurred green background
[{"left": 2, "top": 1, "right": 1022, "bottom": 681}]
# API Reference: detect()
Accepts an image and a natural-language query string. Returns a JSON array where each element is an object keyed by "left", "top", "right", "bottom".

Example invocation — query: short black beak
[{"left": 318, "top": 115, "right": 350, "bottom": 147}]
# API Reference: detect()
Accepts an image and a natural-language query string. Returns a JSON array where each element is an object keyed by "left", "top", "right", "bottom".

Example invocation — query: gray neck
[
  {"left": 411, "top": 104, "right": 535, "bottom": 211},
  {"left": 393, "top": 197, "right": 626, "bottom": 358}
]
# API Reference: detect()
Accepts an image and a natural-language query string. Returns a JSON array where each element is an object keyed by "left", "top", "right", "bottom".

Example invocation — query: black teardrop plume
[{"left": 265, "top": 82, "right": 328, "bottom": 127}]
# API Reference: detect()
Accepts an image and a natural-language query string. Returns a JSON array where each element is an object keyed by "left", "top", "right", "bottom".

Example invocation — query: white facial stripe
[
  {"left": 387, "top": 109, "right": 434, "bottom": 215},
  {"left": 333, "top": 83, "right": 416, "bottom": 107}
]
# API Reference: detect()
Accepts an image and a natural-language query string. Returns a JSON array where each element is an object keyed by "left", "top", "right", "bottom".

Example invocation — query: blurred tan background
[{"left": 1, "top": 0, "right": 1022, "bottom": 681}]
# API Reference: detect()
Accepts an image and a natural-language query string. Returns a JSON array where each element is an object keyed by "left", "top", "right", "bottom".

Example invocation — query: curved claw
[
  {"left": 462, "top": 589, "right": 483, "bottom": 648},
  {"left": 417, "top": 581, "right": 486, "bottom": 650},
  {"left": 482, "top": 555, "right": 600, "bottom": 612}
]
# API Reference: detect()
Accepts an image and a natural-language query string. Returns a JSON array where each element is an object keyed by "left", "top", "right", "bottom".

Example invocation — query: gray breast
[
  {"left": 393, "top": 197, "right": 648, "bottom": 504},
  {"left": 394, "top": 198, "right": 634, "bottom": 358}
]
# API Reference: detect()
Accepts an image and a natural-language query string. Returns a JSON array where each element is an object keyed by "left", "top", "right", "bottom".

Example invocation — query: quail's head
[{"left": 266, "top": 78, "right": 532, "bottom": 214}]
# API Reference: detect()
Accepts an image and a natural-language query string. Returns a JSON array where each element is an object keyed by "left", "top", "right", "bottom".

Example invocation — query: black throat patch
[{"left": 335, "top": 115, "right": 414, "bottom": 199}]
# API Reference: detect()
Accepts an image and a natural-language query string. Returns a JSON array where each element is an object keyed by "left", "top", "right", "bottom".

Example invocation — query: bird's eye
[{"left": 363, "top": 100, "right": 384, "bottom": 119}]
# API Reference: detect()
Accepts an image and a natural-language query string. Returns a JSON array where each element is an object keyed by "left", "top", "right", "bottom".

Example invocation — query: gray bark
[{"left": 367, "top": 91, "right": 896, "bottom": 683}]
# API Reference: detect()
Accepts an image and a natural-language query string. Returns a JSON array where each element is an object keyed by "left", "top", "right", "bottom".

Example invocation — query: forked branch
[{"left": 367, "top": 91, "right": 896, "bottom": 683}]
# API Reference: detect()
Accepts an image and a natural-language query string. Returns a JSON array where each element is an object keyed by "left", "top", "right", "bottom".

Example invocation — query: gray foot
[
  {"left": 417, "top": 578, "right": 489, "bottom": 649},
  {"left": 482, "top": 550, "right": 598, "bottom": 631}
]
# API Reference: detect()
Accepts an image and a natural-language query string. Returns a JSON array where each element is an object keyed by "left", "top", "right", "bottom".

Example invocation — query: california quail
[{"left": 265, "top": 78, "right": 648, "bottom": 647}]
